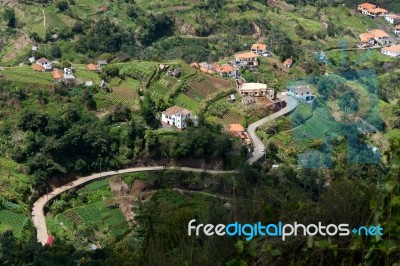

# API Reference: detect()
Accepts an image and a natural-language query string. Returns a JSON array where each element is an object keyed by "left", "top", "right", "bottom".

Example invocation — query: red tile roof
[
  {"left": 229, "top": 124, "right": 245, "bottom": 132},
  {"left": 51, "top": 69, "right": 63, "bottom": 79},
  {"left": 37, "top": 57, "right": 50, "bottom": 64},
  {"left": 32, "top": 64, "right": 44, "bottom": 71},
  {"left": 162, "top": 106, "right": 191, "bottom": 116},
  {"left": 283, "top": 58, "right": 293, "bottom": 66},
  {"left": 87, "top": 63, "right": 98, "bottom": 71},
  {"left": 382, "top": 44, "right": 400, "bottom": 53},
  {"left": 358, "top": 3, "right": 377, "bottom": 10},
  {"left": 235, "top": 52, "right": 258, "bottom": 59},
  {"left": 251, "top": 43, "right": 267, "bottom": 51},
  {"left": 218, "top": 64, "right": 235, "bottom": 73}
]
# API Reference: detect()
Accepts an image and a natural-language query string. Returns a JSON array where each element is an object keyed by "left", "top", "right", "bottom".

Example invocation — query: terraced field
[
  {"left": 0, "top": 210, "right": 29, "bottom": 238},
  {"left": 213, "top": 110, "right": 244, "bottom": 126},
  {"left": 291, "top": 107, "right": 342, "bottom": 141},
  {"left": 187, "top": 76, "right": 232, "bottom": 100},
  {"left": 149, "top": 76, "right": 178, "bottom": 99}
]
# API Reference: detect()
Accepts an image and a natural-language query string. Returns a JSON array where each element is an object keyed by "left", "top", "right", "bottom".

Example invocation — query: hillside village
[{"left": 2, "top": 1, "right": 400, "bottom": 264}]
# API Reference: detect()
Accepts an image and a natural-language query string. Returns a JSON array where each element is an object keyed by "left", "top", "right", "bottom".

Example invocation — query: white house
[
  {"left": 382, "top": 44, "right": 400, "bottom": 57},
  {"left": 358, "top": 3, "right": 377, "bottom": 14},
  {"left": 63, "top": 68, "right": 75, "bottom": 82},
  {"left": 36, "top": 57, "right": 52, "bottom": 71},
  {"left": 366, "top": 8, "right": 388, "bottom": 18},
  {"left": 287, "top": 85, "right": 316, "bottom": 102},
  {"left": 395, "top": 25, "right": 400, "bottom": 35},
  {"left": 234, "top": 52, "right": 258, "bottom": 67},
  {"left": 215, "top": 64, "right": 237, "bottom": 78},
  {"left": 250, "top": 43, "right": 267, "bottom": 55},
  {"left": 161, "top": 106, "right": 197, "bottom": 129},
  {"left": 385, "top": 14, "right": 400, "bottom": 24}
]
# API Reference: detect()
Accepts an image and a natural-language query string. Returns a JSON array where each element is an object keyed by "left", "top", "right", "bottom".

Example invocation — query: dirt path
[{"left": 31, "top": 166, "right": 237, "bottom": 245}]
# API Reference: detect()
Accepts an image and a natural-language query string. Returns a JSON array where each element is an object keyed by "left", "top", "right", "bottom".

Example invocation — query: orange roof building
[
  {"left": 382, "top": 44, "right": 400, "bottom": 57},
  {"left": 87, "top": 63, "right": 98, "bottom": 71},
  {"left": 358, "top": 3, "right": 377, "bottom": 11},
  {"left": 368, "top": 8, "right": 388, "bottom": 15},
  {"left": 369, "top": 29, "right": 389, "bottom": 38},
  {"left": 32, "top": 64, "right": 44, "bottom": 72},
  {"left": 217, "top": 64, "right": 236, "bottom": 73},
  {"left": 235, "top": 51, "right": 258, "bottom": 59},
  {"left": 283, "top": 58, "right": 293, "bottom": 68},
  {"left": 251, "top": 43, "right": 267, "bottom": 54},
  {"left": 229, "top": 124, "right": 245, "bottom": 133},
  {"left": 51, "top": 69, "right": 63, "bottom": 80}
]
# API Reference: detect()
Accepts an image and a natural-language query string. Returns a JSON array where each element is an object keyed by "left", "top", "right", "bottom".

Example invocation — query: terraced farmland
[
  {"left": 187, "top": 76, "right": 232, "bottom": 99},
  {"left": 292, "top": 107, "right": 342, "bottom": 141},
  {"left": 0, "top": 210, "right": 29, "bottom": 238},
  {"left": 57, "top": 201, "right": 129, "bottom": 239},
  {"left": 213, "top": 111, "right": 244, "bottom": 126},
  {"left": 149, "top": 76, "right": 178, "bottom": 99}
]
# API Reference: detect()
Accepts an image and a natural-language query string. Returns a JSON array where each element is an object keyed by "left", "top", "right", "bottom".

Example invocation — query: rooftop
[
  {"left": 369, "top": 29, "right": 389, "bottom": 38},
  {"left": 283, "top": 58, "right": 293, "bottom": 65},
  {"left": 87, "top": 63, "right": 98, "bottom": 71},
  {"left": 358, "top": 3, "right": 377, "bottom": 10},
  {"left": 251, "top": 43, "right": 267, "bottom": 51},
  {"left": 162, "top": 106, "right": 191, "bottom": 116},
  {"left": 288, "top": 85, "right": 311, "bottom": 94},
  {"left": 382, "top": 44, "right": 400, "bottom": 53},
  {"left": 368, "top": 8, "right": 388, "bottom": 14},
  {"left": 235, "top": 51, "right": 258, "bottom": 59},
  {"left": 240, "top": 82, "right": 267, "bottom": 91},
  {"left": 37, "top": 57, "right": 50, "bottom": 64},
  {"left": 229, "top": 124, "right": 245, "bottom": 132},
  {"left": 51, "top": 69, "right": 63, "bottom": 79}
]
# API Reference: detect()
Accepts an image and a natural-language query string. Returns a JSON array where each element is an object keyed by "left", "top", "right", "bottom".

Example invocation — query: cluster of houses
[
  {"left": 30, "top": 56, "right": 111, "bottom": 86},
  {"left": 190, "top": 43, "right": 291, "bottom": 79},
  {"left": 357, "top": 2, "right": 400, "bottom": 56}
]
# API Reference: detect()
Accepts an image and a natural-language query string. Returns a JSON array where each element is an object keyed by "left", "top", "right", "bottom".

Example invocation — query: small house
[
  {"left": 395, "top": 25, "right": 400, "bottom": 35},
  {"left": 97, "top": 60, "right": 108, "bottom": 70},
  {"left": 36, "top": 57, "right": 52, "bottom": 71},
  {"left": 286, "top": 85, "right": 316, "bottom": 102},
  {"left": 63, "top": 68, "right": 75, "bottom": 83},
  {"left": 28, "top": 57, "right": 35, "bottom": 63},
  {"left": 32, "top": 45, "right": 38, "bottom": 51},
  {"left": 250, "top": 43, "right": 267, "bottom": 55},
  {"left": 227, "top": 94, "right": 236, "bottom": 103},
  {"left": 283, "top": 58, "right": 293, "bottom": 68},
  {"left": 382, "top": 44, "right": 400, "bottom": 57},
  {"left": 159, "top": 64, "right": 168, "bottom": 71},
  {"left": 228, "top": 124, "right": 251, "bottom": 145},
  {"left": 85, "top": 80, "right": 93, "bottom": 87},
  {"left": 366, "top": 8, "right": 388, "bottom": 18},
  {"left": 385, "top": 14, "right": 400, "bottom": 24},
  {"left": 216, "top": 64, "right": 237, "bottom": 78},
  {"left": 358, "top": 3, "right": 377, "bottom": 14},
  {"left": 161, "top": 106, "right": 195, "bottom": 129},
  {"left": 234, "top": 52, "right": 258, "bottom": 67}
]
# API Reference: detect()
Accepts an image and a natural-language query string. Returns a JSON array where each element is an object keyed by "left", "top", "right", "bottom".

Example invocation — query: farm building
[{"left": 51, "top": 69, "right": 63, "bottom": 82}]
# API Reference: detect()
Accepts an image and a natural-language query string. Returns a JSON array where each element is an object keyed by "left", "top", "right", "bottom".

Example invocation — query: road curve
[
  {"left": 31, "top": 166, "right": 236, "bottom": 245},
  {"left": 247, "top": 94, "right": 298, "bottom": 164}
]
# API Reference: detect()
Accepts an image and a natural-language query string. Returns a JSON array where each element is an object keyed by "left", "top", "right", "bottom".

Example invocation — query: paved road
[
  {"left": 31, "top": 166, "right": 236, "bottom": 245},
  {"left": 247, "top": 94, "right": 298, "bottom": 164}
]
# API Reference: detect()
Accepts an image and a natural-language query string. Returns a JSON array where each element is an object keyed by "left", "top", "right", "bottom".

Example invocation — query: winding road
[
  {"left": 32, "top": 95, "right": 298, "bottom": 245},
  {"left": 31, "top": 166, "right": 236, "bottom": 245},
  {"left": 247, "top": 94, "right": 298, "bottom": 164}
]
